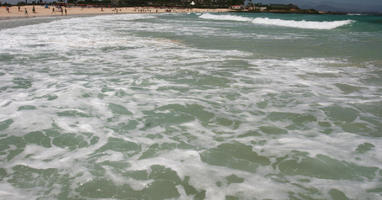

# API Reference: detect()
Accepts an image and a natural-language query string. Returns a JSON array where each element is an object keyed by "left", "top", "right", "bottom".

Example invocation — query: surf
[{"left": 199, "top": 13, "right": 354, "bottom": 30}]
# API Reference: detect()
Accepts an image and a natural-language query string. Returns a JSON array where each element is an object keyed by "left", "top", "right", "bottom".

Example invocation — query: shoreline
[
  {"left": 1, "top": 5, "right": 378, "bottom": 21},
  {"left": 0, "top": 5, "right": 230, "bottom": 20}
]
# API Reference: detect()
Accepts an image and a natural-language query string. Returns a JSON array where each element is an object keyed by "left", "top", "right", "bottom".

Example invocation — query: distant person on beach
[
  {"left": 32, "top": 6, "right": 36, "bottom": 13},
  {"left": 65, "top": 8, "right": 67, "bottom": 15},
  {"left": 52, "top": 7, "right": 55, "bottom": 14},
  {"left": 18, "top": 6, "right": 21, "bottom": 12},
  {"left": 24, "top": 8, "right": 28, "bottom": 15},
  {"left": 6, "top": 7, "right": 10, "bottom": 13}
]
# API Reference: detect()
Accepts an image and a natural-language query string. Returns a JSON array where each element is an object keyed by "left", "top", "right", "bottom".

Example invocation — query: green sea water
[{"left": 0, "top": 12, "right": 381, "bottom": 199}]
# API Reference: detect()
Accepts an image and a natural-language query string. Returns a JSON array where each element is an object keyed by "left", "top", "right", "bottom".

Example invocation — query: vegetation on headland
[{"left": 233, "top": 2, "right": 346, "bottom": 15}]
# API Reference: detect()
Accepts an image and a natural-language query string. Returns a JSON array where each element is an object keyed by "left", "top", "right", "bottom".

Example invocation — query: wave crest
[
  {"left": 199, "top": 13, "right": 252, "bottom": 22},
  {"left": 252, "top": 17, "right": 353, "bottom": 30},
  {"left": 199, "top": 13, "right": 354, "bottom": 30}
]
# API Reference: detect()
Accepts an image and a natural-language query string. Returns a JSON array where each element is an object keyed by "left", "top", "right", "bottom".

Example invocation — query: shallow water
[{"left": 0, "top": 13, "right": 381, "bottom": 199}]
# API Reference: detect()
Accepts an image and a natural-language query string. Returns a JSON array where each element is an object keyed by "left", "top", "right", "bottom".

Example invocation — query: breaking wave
[
  {"left": 199, "top": 13, "right": 252, "bottom": 22},
  {"left": 199, "top": 13, "right": 354, "bottom": 30}
]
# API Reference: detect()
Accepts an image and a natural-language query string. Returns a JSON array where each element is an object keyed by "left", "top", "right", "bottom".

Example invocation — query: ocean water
[{"left": 0, "top": 12, "right": 381, "bottom": 200}]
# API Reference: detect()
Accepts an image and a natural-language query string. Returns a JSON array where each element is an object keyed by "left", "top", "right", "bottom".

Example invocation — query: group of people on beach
[
  {"left": 4, "top": 5, "right": 67, "bottom": 16},
  {"left": 5, "top": 6, "right": 34, "bottom": 15},
  {"left": 2, "top": 5, "right": 226, "bottom": 17},
  {"left": 133, "top": 7, "right": 193, "bottom": 13},
  {"left": 51, "top": 6, "right": 67, "bottom": 16}
]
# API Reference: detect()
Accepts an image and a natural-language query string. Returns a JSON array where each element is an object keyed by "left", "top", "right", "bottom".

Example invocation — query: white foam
[
  {"left": 199, "top": 13, "right": 354, "bottom": 30},
  {"left": 200, "top": 13, "right": 252, "bottom": 22},
  {"left": 0, "top": 13, "right": 380, "bottom": 200},
  {"left": 0, "top": 182, "right": 31, "bottom": 200},
  {"left": 251, "top": 17, "right": 354, "bottom": 30}
]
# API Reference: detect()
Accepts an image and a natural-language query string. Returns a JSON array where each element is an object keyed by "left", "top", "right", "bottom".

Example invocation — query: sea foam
[
  {"left": 251, "top": 17, "right": 354, "bottom": 30},
  {"left": 199, "top": 13, "right": 252, "bottom": 22},
  {"left": 200, "top": 13, "right": 354, "bottom": 30}
]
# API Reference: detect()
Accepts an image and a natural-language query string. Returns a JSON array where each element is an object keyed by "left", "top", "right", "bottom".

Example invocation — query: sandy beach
[{"left": 0, "top": 5, "right": 230, "bottom": 19}]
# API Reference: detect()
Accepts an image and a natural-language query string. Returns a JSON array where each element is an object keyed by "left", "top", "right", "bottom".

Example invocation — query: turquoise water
[{"left": 0, "top": 13, "right": 381, "bottom": 199}]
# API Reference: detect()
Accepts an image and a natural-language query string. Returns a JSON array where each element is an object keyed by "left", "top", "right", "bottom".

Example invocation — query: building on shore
[{"left": 231, "top": 5, "right": 243, "bottom": 10}]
